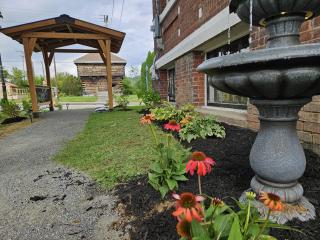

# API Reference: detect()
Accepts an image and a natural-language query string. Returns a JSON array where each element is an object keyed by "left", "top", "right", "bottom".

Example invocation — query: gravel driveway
[{"left": 0, "top": 110, "right": 126, "bottom": 240}]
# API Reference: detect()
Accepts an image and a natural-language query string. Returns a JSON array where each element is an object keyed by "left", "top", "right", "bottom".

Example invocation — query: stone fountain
[{"left": 198, "top": 0, "right": 320, "bottom": 222}]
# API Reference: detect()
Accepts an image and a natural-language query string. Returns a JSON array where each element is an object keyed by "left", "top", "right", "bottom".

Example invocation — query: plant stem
[
  {"left": 244, "top": 201, "right": 251, "bottom": 236},
  {"left": 255, "top": 209, "right": 271, "bottom": 240},
  {"left": 149, "top": 124, "right": 158, "bottom": 145},
  {"left": 198, "top": 175, "right": 202, "bottom": 195}
]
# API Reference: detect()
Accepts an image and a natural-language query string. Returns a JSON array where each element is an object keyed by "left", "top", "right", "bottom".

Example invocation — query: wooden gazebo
[{"left": 0, "top": 14, "right": 126, "bottom": 117}]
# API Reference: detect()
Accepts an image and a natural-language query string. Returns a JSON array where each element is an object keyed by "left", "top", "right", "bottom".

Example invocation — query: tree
[
  {"left": 54, "top": 72, "right": 82, "bottom": 96},
  {"left": 138, "top": 51, "right": 155, "bottom": 94},
  {"left": 9, "top": 67, "right": 27, "bottom": 87}
]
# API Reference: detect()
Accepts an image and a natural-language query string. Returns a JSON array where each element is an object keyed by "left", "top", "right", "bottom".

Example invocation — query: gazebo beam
[
  {"left": 98, "top": 39, "right": 113, "bottom": 110},
  {"left": 22, "top": 37, "right": 39, "bottom": 117},
  {"left": 54, "top": 49, "right": 99, "bottom": 53},
  {"left": 22, "top": 32, "right": 111, "bottom": 40},
  {"left": 42, "top": 48, "right": 54, "bottom": 111}
]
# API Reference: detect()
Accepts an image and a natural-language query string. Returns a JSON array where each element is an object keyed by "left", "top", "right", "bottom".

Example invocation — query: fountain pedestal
[
  {"left": 249, "top": 99, "right": 310, "bottom": 203},
  {"left": 198, "top": 0, "right": 320, "bottom": 222}
]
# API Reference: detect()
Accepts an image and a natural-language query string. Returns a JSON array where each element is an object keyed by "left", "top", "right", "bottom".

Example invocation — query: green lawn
[
  {"left": 127, "top": 94, "right": 141, "bottom": 103},
  {"left": 59, "top": 96, "right": 98, "bottom": 102},
  {"left": 54, "top": 107, "right": 186, "bottom": 189}
]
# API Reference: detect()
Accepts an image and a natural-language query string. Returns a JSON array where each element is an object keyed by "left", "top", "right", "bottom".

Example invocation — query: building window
[
  {"left": 206, "top": 35, "right": 249, "bottom": 109},
  {"left": 168, "top": 69, "right": 176, "bottom": 102}
]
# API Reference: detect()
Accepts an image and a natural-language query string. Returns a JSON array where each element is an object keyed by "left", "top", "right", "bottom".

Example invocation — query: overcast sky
[{"left": 0, "top": 0, "right": 154, "bottom": 77}]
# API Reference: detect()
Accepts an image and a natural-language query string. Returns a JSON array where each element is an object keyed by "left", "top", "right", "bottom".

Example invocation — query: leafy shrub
[
  {"left": 0, "top": 100, "right": 21, "bottom": 118},
  {"left": 116, "top": 94, "right": 129, "bottom": 110},
  {"left": 151, "top": 102, "right": 198, "bottom": 122},
  {"left": 179, "top": 116, "right": 226, "bottom": 143},
  {"left": 151, "top": 102, "right": 178, "bottom": 121},
  {"left": 148, "top": 136, "right": 189, "bottom": 198},
  {"left": 140, "top": 114, "right": 190, "bottom": 198},
  {"left": 138, "top": 90, "right": 161, "bottom": 109},
  {"left": 122, "top": 77, "right": 134, "bottom": 95},
  {"left": 55, "top": 73, "right": 82, "bottom": 96},
  {"left": 22, "top": 98, "right": 32, "bottom": 112}
]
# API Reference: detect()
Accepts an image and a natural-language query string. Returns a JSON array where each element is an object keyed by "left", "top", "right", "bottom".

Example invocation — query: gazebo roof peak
[{"left": 0, "top": 14, "right": 126, "bottom": 53}]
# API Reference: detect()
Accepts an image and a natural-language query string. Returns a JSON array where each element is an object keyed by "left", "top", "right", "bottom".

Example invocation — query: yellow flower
[{"left": 246, "top": 191, "right": 257, "bottom": 201}]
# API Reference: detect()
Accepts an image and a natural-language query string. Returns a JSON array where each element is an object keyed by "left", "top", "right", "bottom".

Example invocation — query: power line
[
  {"left": 119, "top": 0, "right": 125, "bottom": 27},
  {"left": 111, "top": 0, "right": 115, "bottom": 25}
]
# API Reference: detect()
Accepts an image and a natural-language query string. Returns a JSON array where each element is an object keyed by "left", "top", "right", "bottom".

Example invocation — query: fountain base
[
  {"left": 240, "top": 189, "right": 316, "bottom": 224},
  {"left": 249, "top": 99, "right": 311, "bottom": 202}
]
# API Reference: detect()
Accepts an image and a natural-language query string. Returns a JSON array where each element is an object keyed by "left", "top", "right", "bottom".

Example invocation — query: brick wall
[
  {"left": 152, "top": 69, "right": 168, "bottom": 100},
  {"left": 155, "top": 0, "right": 229, "bottom": 57},
  {"left": 175, "top": 51, "right": 205, "bottom": 106},
  {"left": 248, "top": 17, "right": 320, "bottom": 145}
]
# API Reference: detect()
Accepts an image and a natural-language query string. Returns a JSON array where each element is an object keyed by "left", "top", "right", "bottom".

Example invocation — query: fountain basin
[
  {"left": 198, "top": 44, "right": 320, "bottom": 99},
  {"left": 230, "top": 0, "right": 320, "bottom": 26}
]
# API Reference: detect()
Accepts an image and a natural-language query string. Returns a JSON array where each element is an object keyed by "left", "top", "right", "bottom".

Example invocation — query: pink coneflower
[
  {"left": 172, "top": 192, "right": 204, "bottom": 222},
  {"left": 164, "top": 120, "right": 181, "bottom": 132},
  {"left": 186, "top": 151, "right": 216, "bottom": 176}
]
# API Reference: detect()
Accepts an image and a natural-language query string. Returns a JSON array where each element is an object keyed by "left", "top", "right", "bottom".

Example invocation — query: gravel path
[{"left": 0, "top": 110, "right": 126, "bottom": 240}]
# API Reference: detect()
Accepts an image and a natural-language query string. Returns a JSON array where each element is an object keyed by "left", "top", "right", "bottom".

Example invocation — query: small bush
[
  {"left": 179, "top": 115, "right": 226, "bottom": 142},
  {"left": 138, "top": 90, "right": 161, "bottom": 109},
  {"left": 0, "top": 100, "right": 21, "bottom": 118},
  {"left": 151, "top": 102, "right": 198, "bottom": 122},
  {"left": 116, "top": 94, "right": 129, "bottom": 110},
  {"left": 22, "top": 98, "right": 32, "bottom": 112}
]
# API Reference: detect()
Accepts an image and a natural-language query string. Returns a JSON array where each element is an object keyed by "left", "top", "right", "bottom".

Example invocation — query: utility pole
[
  {"left": 0, "top": 54, "right": 8, "bottom": 101},
  {"left": 53, "top": 56, "right": 59, "bottom": 100},
  {"left": 0, "top": 11, "right": 7, "bottom": 101},
  {"left": 16, "top": 51, "right": 26, "bottom": 81}
]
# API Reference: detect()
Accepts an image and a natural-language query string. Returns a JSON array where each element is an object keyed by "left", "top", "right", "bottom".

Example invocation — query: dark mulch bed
[
  {"left": 115, "top": 124, "right": 320, "bottom": 240},
  {"left": 1, "top": 116, "right": 27, "bottom": 125}
]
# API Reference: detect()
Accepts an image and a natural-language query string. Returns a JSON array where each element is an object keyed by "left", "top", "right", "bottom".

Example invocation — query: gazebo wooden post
[
  {"left": 22, "top": 37, "right": 39, "bottom": 117},
  {"left": 98, "top": 39, "right": 113, "bottom": 110},
  {"left": 42, "top": 48, "right": 54, "bottom": 111}
]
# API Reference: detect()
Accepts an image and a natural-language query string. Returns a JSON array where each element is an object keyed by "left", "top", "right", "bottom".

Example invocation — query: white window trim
[
  {"left": 156, "top": 7, "right": 241, "bottom": 69},
  {"left": 159, "top": 0, "right": 177, "bottom": 23}
]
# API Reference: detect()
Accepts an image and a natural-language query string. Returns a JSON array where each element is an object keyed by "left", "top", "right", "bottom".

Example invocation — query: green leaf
[
  {"left": 176, "top": 164, "right": 187, "bottom": 175},
  {"left": 172, "top": 175, "right": 188, "bottom": 181},
  {"left": 166, "top": 179, "right": 177, "bottom": 190},
  {"left": 258, "top": 235, "right": 277, "bottom": 240},
  {"left": 150, "top": 162, "right": 163, "bottom": 174},
  {"left": 159, "top": 185, "right": 169, "bottom": 198},
  {"left": 247, "top": 224, "right": 260, "bottom": 237},
  {"left": 191, "top": 220, "right": 207, "bottom": 237},
  {"left": 214, "top": 214, "right": 233, "bottom": 238},
  {"left": 228, "top": 215, "right": 243, "bottom": 240}
]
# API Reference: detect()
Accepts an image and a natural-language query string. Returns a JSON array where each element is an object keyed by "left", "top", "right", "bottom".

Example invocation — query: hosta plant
[
  {"left": 151, "top": 102, "right": 198, "bottom": 122},
  {"left": 179, "top": 116, "right": 226, "bottom": 143}
]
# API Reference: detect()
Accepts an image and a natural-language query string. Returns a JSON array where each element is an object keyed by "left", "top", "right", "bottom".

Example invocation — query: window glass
[{"left": 206, "top": 35, "right": 249, "bottom": 109}]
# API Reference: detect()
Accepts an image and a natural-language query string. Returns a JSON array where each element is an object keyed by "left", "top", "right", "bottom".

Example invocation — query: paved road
[{"left": 0, "top": 110, "right": 125, "bottom": 240}]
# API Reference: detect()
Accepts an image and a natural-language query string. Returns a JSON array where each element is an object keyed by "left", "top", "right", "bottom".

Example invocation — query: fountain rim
[
  {"left": 197, "top": 43, "right": 320, "bottom": 72},
  {"left": 229, "top": 0, "right": 318, "bottom": 26}
]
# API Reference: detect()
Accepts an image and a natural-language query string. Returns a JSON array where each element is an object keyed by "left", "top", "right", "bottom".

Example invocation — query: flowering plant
[
  {"left": 140, "top": 114, "right": 190, "bottom": 198},
  {"left": 173, "top": 191, "right": 300, "bottom": 240}
]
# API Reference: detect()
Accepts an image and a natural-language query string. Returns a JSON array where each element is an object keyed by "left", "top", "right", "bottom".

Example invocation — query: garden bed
[{"left": 115, "top": 123, "right": 320, "bottom": 240}]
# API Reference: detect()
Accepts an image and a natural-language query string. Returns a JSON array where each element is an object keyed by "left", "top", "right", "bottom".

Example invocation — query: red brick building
[{"left": 151, "top": 0, "right": 320, "bottom": 146}]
